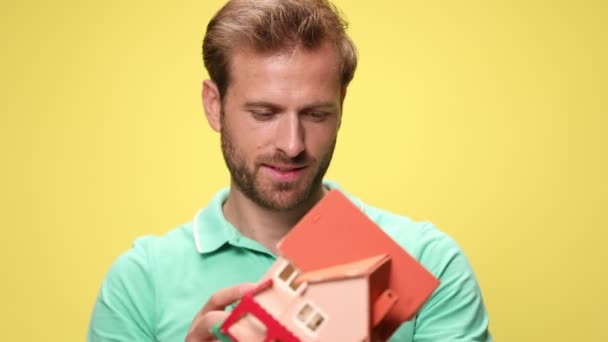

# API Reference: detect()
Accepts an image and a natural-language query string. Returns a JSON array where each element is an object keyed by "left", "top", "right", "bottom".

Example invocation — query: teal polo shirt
[{"left": 87, "top": 182, "right": 491, "bottom": 341}]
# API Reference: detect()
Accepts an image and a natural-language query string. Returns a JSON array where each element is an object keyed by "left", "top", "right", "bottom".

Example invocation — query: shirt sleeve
[
  {"left": 412, "top": 223, "right": 492, "bottom": 342},
  {"left": 87, "top": 237, "right": 157, "bottom": 342}
]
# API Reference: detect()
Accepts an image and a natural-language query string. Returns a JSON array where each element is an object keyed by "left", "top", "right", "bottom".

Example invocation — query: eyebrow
[
  {"left": 244, "top": 101, "right": 282, "bottom": 110},
  {"left": 244, "top": 101, "right": 338, "bottom": 112}
]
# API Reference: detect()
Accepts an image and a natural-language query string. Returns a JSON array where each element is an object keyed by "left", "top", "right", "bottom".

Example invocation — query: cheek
[
  {"left": 246, "top": 121, "right": 280, "bottom": 150},
  {"left": 224, "top": 113, "right": 271, "bottom": 151},
  {"left": 305, "top": 126, "right": 338, "bottom": 155},
  {"left": 234, "top": 125, "right": 274, "bottom": 158}
]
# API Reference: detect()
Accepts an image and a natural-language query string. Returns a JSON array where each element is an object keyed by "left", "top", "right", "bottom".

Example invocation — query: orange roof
[
  {"left": 293, "top": 254, "right": 389, "bottom": 285},
  {"left": 277, "top": 190, "right": 440, "bottom": 339}
]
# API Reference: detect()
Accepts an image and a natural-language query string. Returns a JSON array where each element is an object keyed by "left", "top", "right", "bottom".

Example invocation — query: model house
[{"left": 217, "top": 190, "right": 439, "bottom": 342}]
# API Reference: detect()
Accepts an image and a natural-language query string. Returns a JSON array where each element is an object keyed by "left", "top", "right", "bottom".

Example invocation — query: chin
[{"left": 256, "top": 180, "right": 318, "bottom": 211}]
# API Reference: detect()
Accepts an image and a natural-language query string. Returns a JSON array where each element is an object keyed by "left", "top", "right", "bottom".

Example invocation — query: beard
[{"left": 220, "top": 118, "right": 336, "bottom": 211}]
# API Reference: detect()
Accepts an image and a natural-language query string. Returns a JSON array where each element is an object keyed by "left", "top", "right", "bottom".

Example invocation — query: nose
[{"left": 275, "top": 113, "right": 305, "bottom": 158}]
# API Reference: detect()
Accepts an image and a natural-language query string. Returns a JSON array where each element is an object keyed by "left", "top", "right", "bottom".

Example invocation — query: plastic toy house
[{"left": 217, "top": 190, "right": 440, "bottom": 341}]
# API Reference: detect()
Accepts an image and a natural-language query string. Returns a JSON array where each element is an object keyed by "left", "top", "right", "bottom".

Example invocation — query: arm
[
  {"left": 87, "top": 238, "right": 156, "bottom": 342},
  {"left": 413, "top": 224, "right": 492, "bottom": 341}
]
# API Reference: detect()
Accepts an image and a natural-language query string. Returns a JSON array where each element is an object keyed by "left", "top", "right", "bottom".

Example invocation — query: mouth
[
  {"left": 264, "top": 164, "right": 307, "bottom": 172},
  {"left": 262, "top": 164, "right": 308, "bottom": 182}
]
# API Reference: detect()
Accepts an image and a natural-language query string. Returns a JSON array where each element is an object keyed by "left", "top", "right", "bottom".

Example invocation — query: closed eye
[
  {"left": 304, "top": 111, "right": 331, "bottom": 122},
  {"left": 250, "top": 110, "right": 276, "bottom": 121}
]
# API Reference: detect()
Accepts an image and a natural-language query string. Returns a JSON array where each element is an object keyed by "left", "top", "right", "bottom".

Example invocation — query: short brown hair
[{"left": 202, "top": 0, "right": 358, "bottom": 98}]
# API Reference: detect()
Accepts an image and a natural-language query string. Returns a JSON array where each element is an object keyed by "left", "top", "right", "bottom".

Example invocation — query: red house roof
[
  {"left": 293, "top": 254, "right": 390, "bottom": 285},
  {"left": 277, "top": 190, "right": 440, "bottom": 339}
]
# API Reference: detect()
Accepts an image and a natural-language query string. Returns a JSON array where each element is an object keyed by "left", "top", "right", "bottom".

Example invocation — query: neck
[{"left": 222, "top": 183, "right": 327, "bottom": 255}]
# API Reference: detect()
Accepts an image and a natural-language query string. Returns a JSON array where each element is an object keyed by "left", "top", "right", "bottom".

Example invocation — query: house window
[
  {"left": 288, "top": 277, "right": 301, "bottom": 291},
  {"left": 278, "top": 263, "right": 296, "bottom": 282},
  {"left": 307, "top": 313, "right": 324, "bottom": 331},
  {"left": 296, "top": 303, "right": 313, "bottom": 321},
  {"left": 295, "top": 302, "right": 326, "bottom": 334},
  {"left": 275, "top": 261, "right": 303, "bottom": 292}
]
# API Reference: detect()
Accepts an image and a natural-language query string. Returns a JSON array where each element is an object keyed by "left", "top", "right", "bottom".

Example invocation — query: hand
[{"left": 185, "top": 283, "right": 255, "bottom": 342}]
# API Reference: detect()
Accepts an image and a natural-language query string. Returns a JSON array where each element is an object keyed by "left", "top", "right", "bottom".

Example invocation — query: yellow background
[{"left": 1, "top": 0, "right": 606, "bottom": 340}]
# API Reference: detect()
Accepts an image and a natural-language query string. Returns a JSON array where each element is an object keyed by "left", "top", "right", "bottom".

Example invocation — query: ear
[
  {"left": 338, "top": 87, "right": 347, "bottom": 130},
  {"left": 202, "top": 80, "right": 222, "bottom": 132}
]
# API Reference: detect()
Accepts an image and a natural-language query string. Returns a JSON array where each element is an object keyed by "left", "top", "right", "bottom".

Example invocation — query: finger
[
  {"left": 200, "top": 283, "right": 255, "bottom": 314},
  {"left": 186, "top": 310, "right": 228, "bottom": 342}
]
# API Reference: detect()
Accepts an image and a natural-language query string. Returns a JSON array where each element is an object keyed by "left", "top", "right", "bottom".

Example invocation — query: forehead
[{"left": 225, "top": 42, "right": 342, "bottom": 102}]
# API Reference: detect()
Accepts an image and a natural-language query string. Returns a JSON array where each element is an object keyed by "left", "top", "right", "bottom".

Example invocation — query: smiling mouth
[
  {"left": 262, "top": 164, "right": 308, "bottom": 182},
  {"left": 264, "top": 164, "right": 307, "bottom": 172}
]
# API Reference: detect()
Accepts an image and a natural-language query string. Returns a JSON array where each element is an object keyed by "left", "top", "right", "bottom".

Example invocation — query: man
[{"left": 87, "top": 0, "right": 492, "bottom": 341}]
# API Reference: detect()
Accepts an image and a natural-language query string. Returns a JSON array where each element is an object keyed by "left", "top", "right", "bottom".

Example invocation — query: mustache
[{"left": 256, "top": 151, "right": 311, "bottom": 166}]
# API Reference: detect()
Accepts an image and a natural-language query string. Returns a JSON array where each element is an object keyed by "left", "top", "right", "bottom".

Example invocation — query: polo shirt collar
[
  {"left": 192, "top": 180, "right": 364, "bottom": 254},
  {"left": 192, "top": 187, "right": 232, "bottom": 254}
]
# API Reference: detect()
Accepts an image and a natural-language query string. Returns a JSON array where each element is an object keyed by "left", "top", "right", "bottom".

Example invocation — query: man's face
[{"left": 218, "top": 42, "right": 343, "bottom": 211}]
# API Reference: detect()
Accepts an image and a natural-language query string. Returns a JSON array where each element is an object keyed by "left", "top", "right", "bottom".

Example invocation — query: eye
[
  {"left": 306, "top": 111, "right": 330, "bottom": 122},
  {"left": 250, "top": 110, "right": 275, "bottom": 121}
]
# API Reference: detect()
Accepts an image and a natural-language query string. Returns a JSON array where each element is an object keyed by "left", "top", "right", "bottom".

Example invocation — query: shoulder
[
  {"left": 89, "top": 224, "right": 195, "bottom": 339},
  {"left": 329, "top": 184, "right": 466, "bottom": 276},
  {"left": 361, "top": 202, "right": 457, "bottom": 258},
  {"left": 95, "top": 223, "right": 198, "bottom": 314},
  {"left": 360, "top": 201, "right": 468, "bottom": 278},
  {"left": 111, "top": 222, "right": 197, "bottom": 276},
  {"left": 360, "top": 201, "right": 492, "bottom": 340},
  {"left": 132, "top": 223, "right": 196, "bottom": 256}
]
